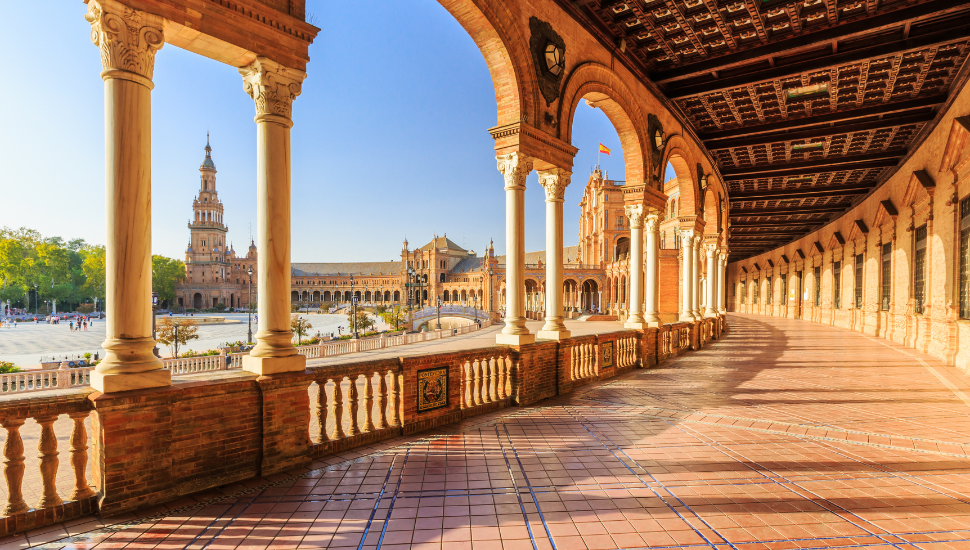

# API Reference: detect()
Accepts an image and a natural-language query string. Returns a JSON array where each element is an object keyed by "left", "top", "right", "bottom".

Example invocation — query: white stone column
[
  {"left": 644, "top": 213, "right": 660, "bottom": 326},
  {"left": 624, "top": 205, "right": 646, "bottom": 328},
  {"left": 718, "top": 249, "right": 728, "bottom": 313},
  {"left": 240, "top": 57, "right": 307, "bottom": 374},
  {"left": 692, "top": 236, "right": 703, "bottom": 318},
  {"left": 496, "top": 153, "right": 534, "bottom": 345},
  {"left": 86, "top": 1, "right": 169, "bottom": 393},
  {"left": 704, "top": 243, "right": 718, "bottom": 317},
  {"left": 680, "top": 230, "right": 695, "bottom": 322},
  {"left": 538, "top": 169, "right": 570, "bottom": 340}
]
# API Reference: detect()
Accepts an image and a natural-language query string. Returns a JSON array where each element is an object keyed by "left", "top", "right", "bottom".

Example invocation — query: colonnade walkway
[{"left": 8, "top": 314, "right": 970, "bottom": 549}]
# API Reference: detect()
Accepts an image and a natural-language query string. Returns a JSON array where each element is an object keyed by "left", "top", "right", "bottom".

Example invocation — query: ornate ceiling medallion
[{"left": 529, "top": 17, "right": 566, "bottom": 106}]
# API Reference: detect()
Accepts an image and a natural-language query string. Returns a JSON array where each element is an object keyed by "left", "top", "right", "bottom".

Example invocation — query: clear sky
[{"left": 0, "top": 0, "right": 628, "bottom": 262}]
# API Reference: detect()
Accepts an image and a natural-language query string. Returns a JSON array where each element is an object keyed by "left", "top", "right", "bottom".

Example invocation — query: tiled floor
[{"left": 8, "top": 313, "right": 970, "bottom": 550}]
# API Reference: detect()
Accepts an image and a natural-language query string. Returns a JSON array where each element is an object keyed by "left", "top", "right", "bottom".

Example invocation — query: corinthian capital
[
  {"left": 239, "top": 57, "right": 307, "bottom": 121},
  {"left": 644, "top": 212, "right": 660, "bottom": 232},
  {"left": 704, "top": 242, "right": 719, "bottom": 254},
  {"left": 680, "top": 229, "right": 695, "bottom": 247},
  {"left": 497, "top": 152, "right": 533, "bottom": 191},
  {"left": 538, "top": 168, "right": 570, "bottom": 202},
  {"left": 624, "top": 204, "right": 644, "bottom": 228},
  {"left": 85, "top": 0, "right": 164, "bottom": 84}
]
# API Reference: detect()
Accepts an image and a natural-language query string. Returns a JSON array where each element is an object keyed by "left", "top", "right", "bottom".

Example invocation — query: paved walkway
[{"left": 7, "top": 313, "right": 970, "bottom": 550}]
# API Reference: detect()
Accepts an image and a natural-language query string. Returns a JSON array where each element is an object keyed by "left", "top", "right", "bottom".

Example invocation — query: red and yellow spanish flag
[{"left": 599, "top": 143, "right": 611, "bottom": 155}]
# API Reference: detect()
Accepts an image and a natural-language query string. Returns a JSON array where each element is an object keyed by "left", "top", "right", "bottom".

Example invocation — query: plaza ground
[{"left": 6, "top": 313, "right": 970, "bottom": 549}]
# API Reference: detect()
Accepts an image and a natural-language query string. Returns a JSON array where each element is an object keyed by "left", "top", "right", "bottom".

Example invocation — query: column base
[
  {"left": 90, "top": 369, "right": 171, "bottom": 394},
  {"left": 243, "top": 354, "right": 306, "bottom": 375},
  {"left": 680, "top": 313, "right": 696, "bottom": 322},
  {"left": 496, "top": 333, "right": 536, "bottom": 346},
  {"left": 537, "top": 330, "right": 571, "bottom": 341}
]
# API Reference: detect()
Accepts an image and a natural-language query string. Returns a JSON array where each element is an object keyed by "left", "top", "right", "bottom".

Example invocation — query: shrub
[{"left": 0, "top": 361, "right": 22, "bottom": 374}]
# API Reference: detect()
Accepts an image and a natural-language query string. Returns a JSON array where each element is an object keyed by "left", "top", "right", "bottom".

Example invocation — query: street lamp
[
  {"left": 173, "top": 320, "right": 180, "bottom": 358},
  {"left": 33, "top": 283, "right": 38, "bottom": 316},
  {"left": 247, "top": 267, "right": 254, "bottom": 344},
  {"left": 436, "top": 296, "right": 442, "bottom": 330},
  {"left": 350, "top": 274, "right": 359, "bottom": 339},
  {"left": 407, "top": 266, "right": 415, "bottom": 331},
  {"left": 152, "top": 291, "right": 160, "bottom": 357}
]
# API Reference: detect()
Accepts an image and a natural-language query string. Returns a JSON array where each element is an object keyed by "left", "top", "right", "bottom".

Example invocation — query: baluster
[
  {"left": 506, "top": 357, "right": 515, "bottom": 398},
  {"left": 464, "top": 361, "right": 473, "bottom": 408},
  {"left": 488, "top": 358, "right": 497, "bottom": 402},
  {"left": 497, "top": 357, "right": 506, "bottom": 399},
  {"left": 481, "top": 358, "right": 491, "bottom": 404},
  {"left": 570, "top": 346, "right": 576, "bottom": 381},
  {"left": 0, "top": 418, "right": 28, "bottom": 515},
  {"left": 388, "top": 370, "right": 401, "bottom": 426},
  {"left": 330, "top": 379, "right": 345, "bottom": 440},
  {"left": 316, "top": 382, "right": 330, "bottom": 443},
  {"left": 363, "top": 373, "right": 375, "bottom": 432},
  {"left": 378, "top": 372, "right": 388, "bottom": 429},
  {"left": 35, "top": 415, "right": 63, "bottom": 508},
  {"left": 396, "top": 372, "right": 405, "bottom": 426},
  {"left": 472, "top": 360, "right": 482, "bottom": 406},
  {"left": 68, "top": 411, "right": 96, "bottom": 500},
  {"left": 347, "top": 376, "right": 361, "bottom": 436},
  {"left": 583, "top": 344, "right": 590, "bottom": 378}
]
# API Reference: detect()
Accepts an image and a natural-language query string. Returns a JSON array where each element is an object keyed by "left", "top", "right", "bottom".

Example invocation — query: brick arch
[
  {"left": 703, "top": 187, "right": 719, "bottom": 236},
  {"left": 436, "top": 0, "right": 537, "bottom": 126},
  {"left": 663, "top": 140, "right": 700, "bottom": 218},
  {"left": 558, "top": 63, "right": 648, "bottom": 186}
]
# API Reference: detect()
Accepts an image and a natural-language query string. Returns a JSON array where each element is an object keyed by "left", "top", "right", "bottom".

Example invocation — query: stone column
[
  {"left": 718, "top": 249, "right": 728, "bottom": 313},
  {"left": 644, "top": 212, "right": 661, "bottom": 327},
  {"left": 704, "top": 243, "right": 718, "bottom": 317},
  {"left": 538, "top": 169, "right": 570, "bottom": 340},
  {"left": 680, "top": 230, "right": 695, "bottom": 322},
  {"left": 496, "top": 153, "right": 535, "bottom": 345},
  {"left": 624, "top": 205, "right": 646, "bottom": 328},
  {"left": 240, "top": 57, "right": 308, "bottom": 374},
  {"left": 692, "top": 237, "right": 703, "bottom": 318},
  {"left": 86, "top": 1, "right": 169, "bottom": 393}
]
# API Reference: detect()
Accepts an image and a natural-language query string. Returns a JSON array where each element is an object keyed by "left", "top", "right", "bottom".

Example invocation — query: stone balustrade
[{"left": 0, "top": 316, "right": 725, "bottom": 537}]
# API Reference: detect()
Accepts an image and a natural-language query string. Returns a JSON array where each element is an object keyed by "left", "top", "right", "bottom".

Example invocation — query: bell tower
[{"left": 186, "top": 136, "right": 229, "bottom": 284}]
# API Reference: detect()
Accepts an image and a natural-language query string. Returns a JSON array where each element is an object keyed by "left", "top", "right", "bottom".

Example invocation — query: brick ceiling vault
[{"left": 561, "top": 0, "right": 970, "bottom": 260}]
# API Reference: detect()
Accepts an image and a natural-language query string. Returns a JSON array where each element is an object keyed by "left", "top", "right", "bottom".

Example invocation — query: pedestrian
[{"left": 69, "top": 320, "right": 74, "bottom": 331}]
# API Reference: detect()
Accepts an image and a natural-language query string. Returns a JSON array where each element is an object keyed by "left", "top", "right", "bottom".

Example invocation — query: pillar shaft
[
  {"left": 240, "top": 57, "right": 308, "bottom": 374},
  {"left": 644, "top": 213, "right": 660, "bottom": 326},
  {"left": 704, "top": 244, "right": 718, "bottom": 317},
  {"left": 680, "top": 231, "right": 695, "bottom": 322},
  {"left": 624, "top": 205, "right": 646, "bottom": 328},
  {"left": 496, "top": 153, "right": 534, "bottom": 345},
  {"left": 538, "top": 170, "right": 570, "bottom": 340},
  {"left": 692, "top": 237, "right": 702, "bottom": 318},
  {"left": 87, "top": 1, "right": 169, "bottom": 393},
  {"left": 718, "top": 251, "right": 728, "bottom": 313}
]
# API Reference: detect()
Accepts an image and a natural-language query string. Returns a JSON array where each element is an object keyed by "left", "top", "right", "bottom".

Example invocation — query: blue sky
[{"left": 0, "top": 1, "right": 627, "bottom": 262}]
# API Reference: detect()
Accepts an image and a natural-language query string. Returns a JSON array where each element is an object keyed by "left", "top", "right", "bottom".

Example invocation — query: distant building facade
[{"left": 176, "top": 144, "right": 683, "bottom": 320}]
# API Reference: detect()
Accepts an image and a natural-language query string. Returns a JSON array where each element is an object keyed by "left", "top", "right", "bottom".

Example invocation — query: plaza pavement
[{"left": 5, "top": 313, "right": 970, "bottom": 549}]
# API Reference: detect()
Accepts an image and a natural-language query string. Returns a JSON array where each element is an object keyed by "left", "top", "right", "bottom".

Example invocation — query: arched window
[{"left": 440, "top": 273, "right": 445, "bottom": 283}]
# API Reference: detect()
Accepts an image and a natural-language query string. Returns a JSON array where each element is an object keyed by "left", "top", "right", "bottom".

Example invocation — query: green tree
[
  {"left": 379, "top": 305, "right": 409, "bottom": 330},
  {"left": 157, "top": 318, "right": 199, "bottom": 358},
  {"left": 152, "top": 255, "right": 186, "bottom": 307},
  {"left": 291, "top": 316, "right": 313, "bottom": 345},
  {"left": 80, "top": 245, "right": 106, "bottom": 311},
  {"left": 347, "top": 311, "right": 375, "bottom": 335}
]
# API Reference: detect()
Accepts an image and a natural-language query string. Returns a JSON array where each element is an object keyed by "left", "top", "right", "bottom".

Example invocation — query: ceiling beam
[
  {"left": 707, "top": 112, "right": 934, "bottom": 150},
  {"left": 665, "top": 27, "right": 970, "bottom": 99},
  {"left": 729, "top": 219, "right": 825, "bottom": 227},
  {"left": 722, "top": 150, "right": 903, "bottom": 178},
  {"left": 651, "top": 0, "right": 970, "bottom": 84},
  {"left": 729, "top": 205, "right": 848, "bottom": 216},
  {"left": 730, "top": 185, "right": 874, "bottom": 202},
  {"left": 731, "top": 228, "right": 813, "bottom": 235},
  {"left": 723, "top": 157, "right": 900, "bottom": 182},
  {"left": 698, "top": 96, "right": 945, "bottom": 141}
]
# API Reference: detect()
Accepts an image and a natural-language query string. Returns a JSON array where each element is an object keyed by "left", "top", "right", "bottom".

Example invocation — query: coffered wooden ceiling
[{"left": 559, "top": 0, "right": 970, "bottom": 260}]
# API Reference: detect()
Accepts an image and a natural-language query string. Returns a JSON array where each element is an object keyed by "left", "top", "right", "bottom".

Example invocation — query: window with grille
[
  {"left": 854, "top": 254, "right": 863, "bottom": 309},
  {"left": 881, "top": 242, "right": 892, "bottom": 311},
  {"left": 740, "top": 282, "right": 745, "bottom": 304},
  {"left": 961, "top": 197, "right": 970, "bottom": 318},
  {"left": 780, "top": 274, "right": 787, "bottom": 304},
  {"left": 914, "top": 225, "right": 927, "bottom": 314},
  {"left": 833, "top": 261, "right": 841, "bottom": 309},
  {"left": 766, "top": 278, "right": 773, "bottom": 305},
  {"left": 813, "top": 266, "right": 821, "bottom": 307},
  {"left": 753, "top": 279, "right": 759, "bottom": 304}
]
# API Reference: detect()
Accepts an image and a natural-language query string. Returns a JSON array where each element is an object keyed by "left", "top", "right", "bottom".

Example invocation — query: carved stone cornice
[
  {"left": 489, "top": 123, "right": 577, "bottom": 171},
  {"left": 85, "top": 0, "right": 164, "bottom": 86},
  {"left": 498, "top": 153, "right": 533, "bottom": 191},
  {"left": 538, "top": 168, "right": 570, "bottom": 202},
  {"left": 624, "top": 204, "right": 644, "bottom": 229},
  {"left": 239, "top": 57, "right": 307, "bottom": 122}
]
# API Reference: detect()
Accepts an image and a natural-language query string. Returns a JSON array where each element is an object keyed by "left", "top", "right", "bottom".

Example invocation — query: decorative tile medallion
[
  {"left": 417, "top": 366, "right": 448, "bottom": 412},
  {"left": 602, "top": 341, "right": 614, "bottom": 369}
]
